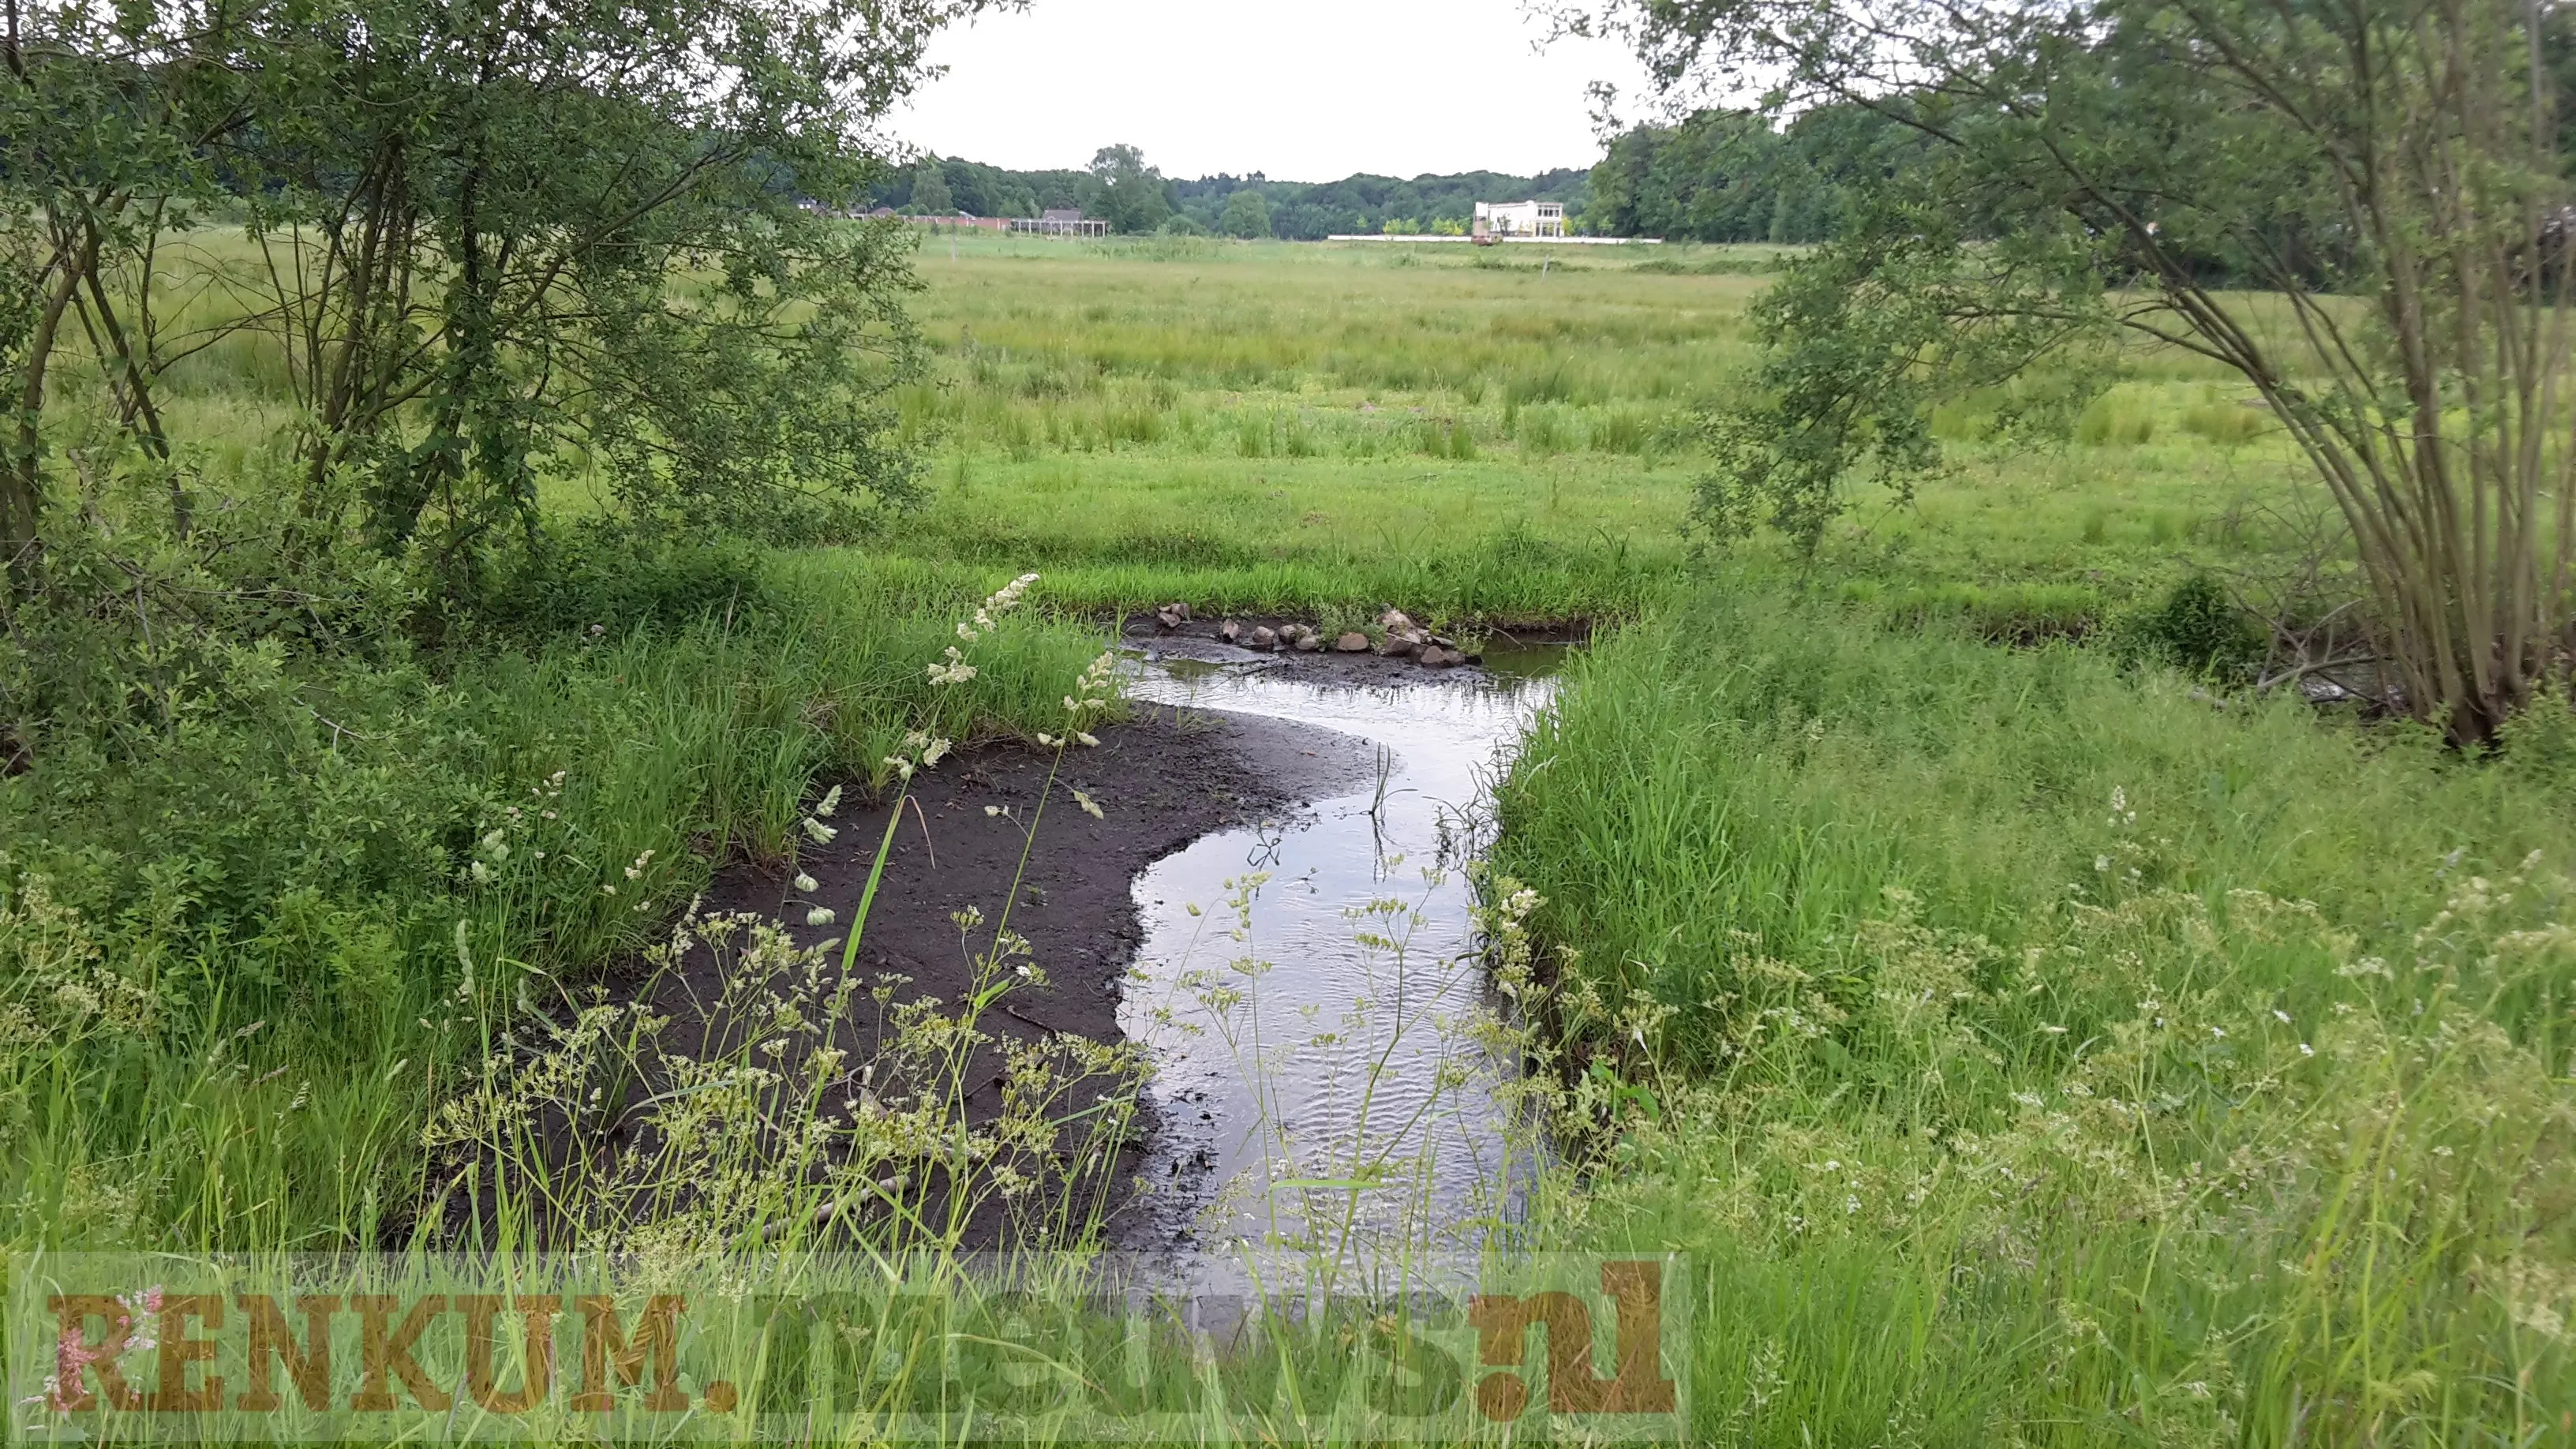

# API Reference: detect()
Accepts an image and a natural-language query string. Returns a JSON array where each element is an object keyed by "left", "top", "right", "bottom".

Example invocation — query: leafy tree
[
  {"left": 911, "top": 157, "right": 956, "bottom": 215},
  {"left": 1086, "top": 144, "right": 1173, "bottom": 233},
  {"left": 0, "top": 0, "right": 990, "bottom": 601},
  {"left": 1574, "top": 0, "right": 2576, "bottom": 740},
  {"left": 1220, "top": 189, "right": 1271, "bottom": 239}
]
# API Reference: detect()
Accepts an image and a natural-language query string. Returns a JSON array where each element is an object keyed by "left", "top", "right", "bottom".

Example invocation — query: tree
[
  {"left": 1573, "top": 0, "right": 2576, "bottom": 741},
  {"left": 1220, "top": 189, "right": 1271, "bottom": 239},
  {"left": 0, "top": 0, "right": 994, "bottom": 601},
  {"left": 910, "top": 157, "right": 956, "bottom": 215},
  {"left": 1085, "top": 144, "right": 1172, "bottom": 233}
]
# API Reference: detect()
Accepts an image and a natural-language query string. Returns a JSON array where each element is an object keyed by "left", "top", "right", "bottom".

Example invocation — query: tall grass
[
  {"left": 0, "top": 561, "right": 1106, "bottom": 1253},
  {"left": 1496, "top": 583, "right": 2576, "bottom": 1441}
]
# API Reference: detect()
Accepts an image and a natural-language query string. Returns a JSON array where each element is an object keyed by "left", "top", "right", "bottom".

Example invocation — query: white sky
[{"left": 890, "top": 0, "right": 1652, "bottom": 182}]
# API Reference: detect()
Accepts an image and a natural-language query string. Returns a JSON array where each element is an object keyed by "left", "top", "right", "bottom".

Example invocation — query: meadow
[
  {"left": 7, "top": 232, "right": 2572, "bottom": 1443},
  {"left": 876, "top": 238, "right": 2576, "bottom": 1440}
]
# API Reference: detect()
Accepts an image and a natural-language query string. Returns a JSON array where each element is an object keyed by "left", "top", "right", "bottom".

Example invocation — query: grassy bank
[
  {"left": 1, "top": 559, "right": 1107, "bottom": 1252},
  {"left": 1494, "top": 586, "right": 2576, "bottom": 1442}
]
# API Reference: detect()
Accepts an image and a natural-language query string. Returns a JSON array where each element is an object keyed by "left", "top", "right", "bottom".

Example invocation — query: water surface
[{"left": 1117, "top": 644, "right": 1563, "bottom": 1252}]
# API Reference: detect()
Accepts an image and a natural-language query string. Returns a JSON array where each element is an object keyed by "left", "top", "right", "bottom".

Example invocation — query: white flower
[
  {"left": 794, "top": 872, "right": 820, "bottom": 893},
  {"left": 1036, "top": 732, "right": 1059, "bottom": 747},
  {"left": 2095, "top": 855, "right": 2110, "bottom": 872},
  {"left": 2298, "top": 1043, "right": 2315, "bottom": 1057},
  {"left": 814, "top": 785, "right": 842, "bottom": 818},
  {"left": 806, "top": 908, "right": 837, "bottom": 927},
  {"left": 470, "top": 860, "right": 494, "bottom": 885},
  {"left": 922, "top": 737, "right": 951, "bottom": 767},
  {"left": 1075, "top": 732, "right": 1099, "bottom": 747},
  {"left": 802, "top": 818, "right": 838, "bottom": 844},
  {"left": 927, "top": 646, "right": 979, "bottom": 687},
  {"left": 983, "top": 805, "right": 1002, "bottom": 817},
  {"left": 1074, "top": 789, "right": 1104, "bottom": 820}
]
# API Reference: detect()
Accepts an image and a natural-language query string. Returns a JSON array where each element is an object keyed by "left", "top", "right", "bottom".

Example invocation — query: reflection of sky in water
[{"left": 1116, "top": 648, "right": 1561, "bottom": 1251}]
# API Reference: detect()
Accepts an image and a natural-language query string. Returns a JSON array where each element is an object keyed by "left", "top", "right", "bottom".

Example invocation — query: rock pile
[
  {"left": 1153, "top": 602, "right": 1481, "bottom": 668},
  {"left": 1370, "top": 609, "right": 1473, "bottom": 668}
]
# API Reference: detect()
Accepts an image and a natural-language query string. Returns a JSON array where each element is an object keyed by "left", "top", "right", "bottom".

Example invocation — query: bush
[
  {"left": 462, "top": 530, "right": 775, "bottom": 641},
  {"left": 2130, "top": 571, "right": 2264, "bottom": 676}
]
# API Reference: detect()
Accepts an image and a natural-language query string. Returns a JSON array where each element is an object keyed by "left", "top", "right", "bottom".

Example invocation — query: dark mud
[{"left": 664, "top": 702, "right": 1376, "bottom": 1245}]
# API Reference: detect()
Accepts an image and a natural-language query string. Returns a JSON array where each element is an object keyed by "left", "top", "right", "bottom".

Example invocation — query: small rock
[
  {"left": 1378, "top": 633, "right": 1418, "bottom": 658},
  {"left": 1379, "top": 608, "right": 1416, "bottom": 632},
  {"left": 1420, "top": 646, "right": 1458, "bottom": 668},
  {"left": 1219, "top": 620, "right": 1241, "bottom": 643},
  {"left": 1247, "top": 626, "right": 1277, "bottom": 650},
  {"left": 1294, "top": 633, "right": 1324, "bottom": 652},
  {"left": 1334, "top": 631, "right": 1370, "bottom": 653},
  {"left": 1155, "top": 602, "right": 1189, "bottom": 631}
]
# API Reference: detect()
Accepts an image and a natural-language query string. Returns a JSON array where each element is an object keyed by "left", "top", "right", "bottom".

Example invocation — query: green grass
[
  {"left": 15, "top": 227, "right": 2574, "bottom": 1443},
  {"left": 1492, "top": 583, "right": 2576, "bottom": 1443},
  {"left": 1, "top": 558, "right": 1109, "bottom": 1251}
]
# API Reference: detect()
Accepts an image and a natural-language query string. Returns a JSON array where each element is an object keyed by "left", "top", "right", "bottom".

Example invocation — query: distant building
[
  {"left": 1013, "top": 208, "right": 1107, "bottom": 238},
  {"left": 867, "top": 208, "right": 1103, "bottom": 236},
  {"left": 1473, "top": 200, "right": 1566, "bottom": 241}
]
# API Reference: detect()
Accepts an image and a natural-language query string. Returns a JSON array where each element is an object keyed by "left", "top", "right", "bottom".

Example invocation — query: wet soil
[{"left": 665, "top": 700, "right": 1378, "bottom": 1245}]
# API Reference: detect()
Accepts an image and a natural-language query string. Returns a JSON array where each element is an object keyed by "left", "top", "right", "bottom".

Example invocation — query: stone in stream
[
  {"left": 1155, "top": 601, "right": 1193, "bottom": 630},
  {"left": 1219, "top": 620, "right": 1241, "bottom": 643},
  {"left": 1378, "top": 631, "right": 1420, "bottom": 658},
  {"left": 1246, "top": 626, "right": 1278, "bottom": 650},
  {"left": 1419, "top": 646, "right": 1459, "bottom": 668},
  {"left": 1379, "top": 608, "right": 1416, "bottom": 632},
  {"left": 1294, "top": 632, "right": 1324, "bottom": 652},
  {"left": 1334, "top": 631, "right": 1371, "bottom": 653}
]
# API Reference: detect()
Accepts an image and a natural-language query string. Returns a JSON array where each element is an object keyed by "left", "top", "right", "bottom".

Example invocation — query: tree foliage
[
  {"left": 1589, "top": 103, "right": 1932, "bottom": 242},
  {"left": 1, "top": 0, "right": 990, "bottom": 604},
  {"left": 1219, "top": 188, "right": 1272, "bottom": 239},
  {"left": 1574, "top": 0, "right": 2576, "bottom": 740}
]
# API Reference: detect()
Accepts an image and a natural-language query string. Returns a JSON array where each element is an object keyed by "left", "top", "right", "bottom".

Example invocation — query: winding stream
[{"left": 1115, "top": 642, "right": 1565, "bottom": 1252}]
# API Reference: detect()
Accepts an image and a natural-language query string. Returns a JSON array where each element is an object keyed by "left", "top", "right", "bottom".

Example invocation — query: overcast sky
[{"left": 890, "top": 0, "right": 1653, "bottom": 182}]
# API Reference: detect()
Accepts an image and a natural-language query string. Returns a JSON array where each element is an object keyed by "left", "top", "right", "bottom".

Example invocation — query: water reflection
[{"left": 1116, "top": 649, "right": 1561, "bottom": 1253}]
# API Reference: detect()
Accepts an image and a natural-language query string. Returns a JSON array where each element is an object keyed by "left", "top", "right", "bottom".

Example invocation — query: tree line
[
  {"left": 870, "top": 148, "right": 1591, "bottom": 239},
  {"left": 877, "top": 118, "right": 1958, "bottom": 245}
]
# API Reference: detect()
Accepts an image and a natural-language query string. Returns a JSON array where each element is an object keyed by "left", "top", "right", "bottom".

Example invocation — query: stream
[{"left": 1115, "top": 641, "right": 1565, "bottom": 1253}]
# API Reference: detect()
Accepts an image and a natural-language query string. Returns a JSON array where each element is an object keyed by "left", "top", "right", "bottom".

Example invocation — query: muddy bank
[{"left": 666, "top": 702, "right": 1376, "bottom": 1245}]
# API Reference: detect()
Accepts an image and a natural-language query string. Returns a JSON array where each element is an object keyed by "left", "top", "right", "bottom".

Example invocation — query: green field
[{"left": 10, "top": 234, "right": 2573, "bottom": 1443}]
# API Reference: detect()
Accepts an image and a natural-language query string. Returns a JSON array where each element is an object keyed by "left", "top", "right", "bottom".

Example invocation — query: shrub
[{"left": 2132, "top": 571, "right": 2263, "bottom": 676}]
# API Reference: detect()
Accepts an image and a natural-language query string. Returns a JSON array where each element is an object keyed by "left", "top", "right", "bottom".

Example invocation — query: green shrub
[{"left": 2131, "top": 571, "right": 2264, "bottom": 676}]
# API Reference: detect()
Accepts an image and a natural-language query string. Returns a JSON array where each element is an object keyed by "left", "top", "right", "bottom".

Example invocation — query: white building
[{"left": 1473, "top": 200, "right": 1566, "bottom": 240}]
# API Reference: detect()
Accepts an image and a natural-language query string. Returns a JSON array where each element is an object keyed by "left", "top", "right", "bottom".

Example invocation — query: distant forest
[
  {"left": 871, "top": 107, "right": 1924, "bottom": 242},
  {"left": 864, "top": 150, "right": 1591, "bottom": 240}
]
